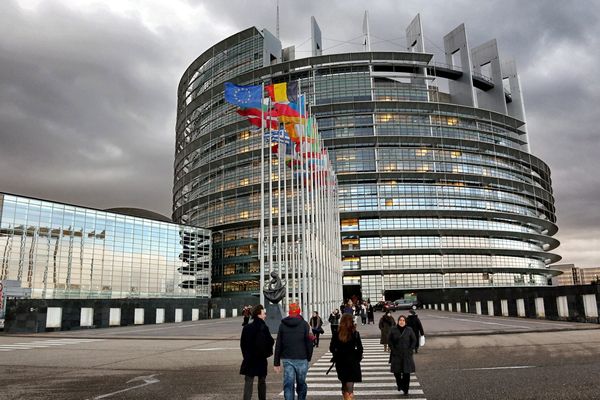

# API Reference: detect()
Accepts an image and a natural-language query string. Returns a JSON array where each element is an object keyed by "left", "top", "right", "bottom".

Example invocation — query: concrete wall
[
  {"left": 3, "top": 296, "right": 258, "bottom": 333},
  {"left": 387, "top": 284, "right": 600, "bottom": 323}
]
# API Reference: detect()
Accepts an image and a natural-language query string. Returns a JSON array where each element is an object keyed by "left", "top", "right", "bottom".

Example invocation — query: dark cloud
[{"left": 1, "top": 0, "right": 598, "bottom": 267}]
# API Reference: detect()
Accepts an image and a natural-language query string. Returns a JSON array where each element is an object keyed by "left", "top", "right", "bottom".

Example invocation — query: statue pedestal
[{"left": 265, "top": 303, "right": 283, "bottom": 334}]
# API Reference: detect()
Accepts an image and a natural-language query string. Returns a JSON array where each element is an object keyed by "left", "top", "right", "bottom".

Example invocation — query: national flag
[
  {"left": 224, "top": 82, "right": 263, "bottom": 108},
  {"left": 264, "top": 130, "right": 291, "bottom": 145},
  {"left": 236, "top": 108, "right": 278, "bottom": 130},
  {"left": 266, "top": 81, "right": 298, "bottom": 103},
  {"left": 283, "top": 122, "right": 302, "bottom": 143}
]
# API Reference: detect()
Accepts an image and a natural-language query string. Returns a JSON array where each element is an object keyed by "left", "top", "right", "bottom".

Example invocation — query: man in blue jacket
[{"left": 274, "top": 303, "right": 313, "bottom": 400}]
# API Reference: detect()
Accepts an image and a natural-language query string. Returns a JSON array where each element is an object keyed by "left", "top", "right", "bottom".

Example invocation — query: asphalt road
[{"left": 0, "top": 310, "right": 599, "bottom": 399}]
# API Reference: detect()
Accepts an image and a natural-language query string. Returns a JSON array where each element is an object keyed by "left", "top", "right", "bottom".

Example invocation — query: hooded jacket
[{"left": 274, "top": 316, "right": 313, "bottom": 366}]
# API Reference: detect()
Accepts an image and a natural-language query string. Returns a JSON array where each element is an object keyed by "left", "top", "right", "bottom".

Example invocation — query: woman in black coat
[
  {"left": 329, "top": 313, "right": 363, "bottom": 399},
  {"left": 378, "top": 311, "right": 395, "bottom": 352},
  {"left": 388, "top": 315, "right": 416, "bottom": 396},
  {"left": 240, "top": 304, "right": 275, "bottom": 400}
]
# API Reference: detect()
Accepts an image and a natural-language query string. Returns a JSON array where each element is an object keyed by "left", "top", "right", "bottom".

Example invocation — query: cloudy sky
[{"left": 1, "top": 0, "right": 598, "bottom": 268}]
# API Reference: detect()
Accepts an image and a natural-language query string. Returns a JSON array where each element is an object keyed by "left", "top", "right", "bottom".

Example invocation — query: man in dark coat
[
  {"left": 406, "top": 308, "right": 425, "bottom": 353},
  {"left": 378, "top": 311, "right": 395, "bottom": 352},
  {"left": 388, "top": 315, "right": 416, "bottom": 396},
  {"left": 328, "top": 309, "right": 341, "bottom": 336},
  {"left": 240, "top": 304, "right": 274, "bottom": 400},
  {"left": 274, "top": 303, "right": 313, "bottom": 400}
]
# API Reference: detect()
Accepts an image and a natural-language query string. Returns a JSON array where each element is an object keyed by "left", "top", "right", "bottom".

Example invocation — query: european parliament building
[
  {"left": 174, "top": 15, "right": 561, "bottom": 302},
  {"left": 0, "top": 193, "right": 211, "bottom": 300}
]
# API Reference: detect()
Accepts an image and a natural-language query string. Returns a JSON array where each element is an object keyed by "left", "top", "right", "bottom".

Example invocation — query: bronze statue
[{"left": 263, "top": 270, "right": 286, "bottom": 304}]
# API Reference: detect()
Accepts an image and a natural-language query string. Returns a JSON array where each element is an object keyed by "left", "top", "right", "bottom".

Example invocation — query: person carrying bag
[
  {"left": 309, "top": 311, "right": 324, "bottom": 347},
  {"left": 388, "top": 315, "right": 417, "bottom": 396}
]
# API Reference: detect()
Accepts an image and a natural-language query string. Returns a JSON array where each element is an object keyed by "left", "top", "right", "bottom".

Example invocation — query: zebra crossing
[
  {"left": 280, "top": 338, "right": 426, "bottom": 399},
  {"left": 0, "top": 338, "right": 104, "bottom": 352}
]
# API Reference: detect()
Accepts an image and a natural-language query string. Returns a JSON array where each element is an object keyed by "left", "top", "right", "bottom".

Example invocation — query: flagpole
[
  {"left": 282, "top": 136, "right": 289, "bottom": 312},
  {"left": 290, "top": 135, "right": 296, "bottom": 303},
  {"left": 259, "top": 82, "right": 265, "bottom": 306},
  {"left": 277, "top": 128, "right": 283, "bottom": 310},
  {"left": 268, "top": 97, "right": 274, "bottom": 291},
  {"left": 299, "top": 94, "right": 308, "bottom": 319}
]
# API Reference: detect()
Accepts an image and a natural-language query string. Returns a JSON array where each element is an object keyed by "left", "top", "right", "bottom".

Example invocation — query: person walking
[
  {"left": 242, "top": 305, "right": 251, "bottom": 326},
  {"left": 353, "top": 303, "right": 361, "bottom": 325},
  {"left": 367, "top": 301, "right": 375, "bottom": 324},
  {"left": 240, "top": 304, "right": 275, "bottom": 400},
  {"left": 406, "top": 308, "right": 425, "bottom": 353},
  {"left": 274, "top": 303, "right": 314, "bottom": 400},
  {"left": 360, "top": 303, "right": 367, "bottom": 325},
  {"left": 343, "top": 301, "right": 354, "bottom": 315},
  {"left": 378, "top": 311, "right": 395, "bottom": 352},
  {"left": 329, "top": 314, "right": 363, "bottom": 400},
  {"left": 309, "top": 311, "right": 324, "bottom": 347},
  {"left": 328, "top": 309, "right": 341, "bottom": 336},
  {"left": 388, "top": 315, "right": 417, "bottom": 396}
]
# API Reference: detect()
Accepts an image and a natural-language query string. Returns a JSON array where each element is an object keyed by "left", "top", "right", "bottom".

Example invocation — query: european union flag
[{"left": 224, "top": 82, "right": 262, "bottom": 108}]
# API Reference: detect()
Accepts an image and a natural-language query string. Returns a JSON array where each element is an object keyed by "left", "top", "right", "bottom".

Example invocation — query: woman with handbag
[
  {"left": 388, "top": 315, "right": 417, "bottom": 397},
  {"left": 406, "top": 308, "right": 425, "bottom": 353},
  {"left": 309, "top": 311, "right": 324, "bottom": 347},
  {"left": 329, "top": 313, "right": 363, "bottom": 400}
]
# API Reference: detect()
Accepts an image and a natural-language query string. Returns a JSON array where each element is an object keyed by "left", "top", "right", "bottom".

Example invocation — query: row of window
[
  {"left": 342, "top": 254, "right": 546, "bottom": 270},
  {"left": 340, "top": 217, "right": 541, "bottom": 234},
  {"left": 341, "top": 236, "right": 543, "bottom": 251}
]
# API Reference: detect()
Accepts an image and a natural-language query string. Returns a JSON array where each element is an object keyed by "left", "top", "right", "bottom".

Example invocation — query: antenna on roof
[
  {"left": 362, "top": 11, "right": 371, "bottom": 52},
  {"left": 276, "top": 0, "right": 280, "bottom": 39}
]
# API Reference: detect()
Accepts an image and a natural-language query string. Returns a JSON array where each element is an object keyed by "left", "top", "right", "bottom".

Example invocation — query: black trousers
[
  {"left": 394, "top": 372, "right": 411, "bottom": 393},
  {"left": 243, "top": 375, "right": 266, "bottom": 400}
]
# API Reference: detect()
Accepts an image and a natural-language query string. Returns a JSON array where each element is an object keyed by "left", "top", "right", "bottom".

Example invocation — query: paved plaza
[{"left": 1, "top": 310, "right": 600, "bottom": 399}]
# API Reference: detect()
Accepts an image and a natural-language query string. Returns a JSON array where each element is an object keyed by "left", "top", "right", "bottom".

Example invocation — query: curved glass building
[{"left": 174, "top": 15, "right": 560, "bottom": 301}]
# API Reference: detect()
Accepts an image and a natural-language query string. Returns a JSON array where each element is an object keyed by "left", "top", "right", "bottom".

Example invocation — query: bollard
[
  {"left": 134, "top": 308, "right": 144, "bottom": 325},
  {"left": 516, "top": 299, "right": 526, "bottom": 317},
  {"left": 501, "top": 300, "right": 509, "bottom": 316},
  {"left": 475, "top": 301, "right": 482, "bottom": 315},
  {"left": 487, "top": 300, "right": 494, "bottom": 316},
  {"left": 175, "top": 308, "right": 183, "bottom": 323},
  {"left": 535, "top": 297, "right": 545, "bottom": 318},
  {"left": 156, "top": 308, "right": 165, "bottom": 324},
  {"left": 109, "top": 308, "right": 121, "bottom": 326},
  {"left": 46, "top": 307, "right": 62, "bottom": 329},
  {"left": 192, "top": 309, "right": 199, "bottom": 321},
  {"left": 80, "top": 308, "right": 94, "bottom": 327}
]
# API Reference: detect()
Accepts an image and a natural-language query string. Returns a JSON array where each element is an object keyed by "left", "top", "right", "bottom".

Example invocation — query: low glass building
[
  {"left": 174, "top": 16, "right": 561, "bottom": 301},
  {"left": 0, "top": 193, "right": 211, "bottom": 299}
]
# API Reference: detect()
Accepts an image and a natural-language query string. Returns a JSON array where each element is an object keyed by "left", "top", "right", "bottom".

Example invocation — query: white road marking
[
  {"left": 89, "top": 374, "right": 160, "bottom": 399},
  {"left": 187, "top": 347, "right": 238, "bottom": 351},
  {"left": 0, "top": 338, "right": 104, "bottom": 352},
  {"left": 279, "top": 337, "right": 426, "bottom": 398},
  {"left": 463, "top": 365, "right": 536, "bottom": 371}
]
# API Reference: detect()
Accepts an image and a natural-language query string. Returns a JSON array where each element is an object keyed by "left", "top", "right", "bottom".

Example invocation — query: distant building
[
  {"left": 0, "top": 193, "right": 211, "bottom": 299},
  {"left": 552, "top": 264, "right": 600, "bottom": 286},
  {"left": 174, "top": 14, "right": 561, "bottom": 301}
]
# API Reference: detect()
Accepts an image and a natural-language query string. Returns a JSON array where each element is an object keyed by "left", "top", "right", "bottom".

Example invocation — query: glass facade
[
  {"left": 0, "top": 193, "right": 211, "bottom": 299},
  {"left": 174, "top": 25, "right": 560, "bottom": 301}
]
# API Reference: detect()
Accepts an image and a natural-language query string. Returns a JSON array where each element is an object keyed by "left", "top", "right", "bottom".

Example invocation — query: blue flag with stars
[{"left": 224, "top": 82, "right": 262, "bottom": 108}]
